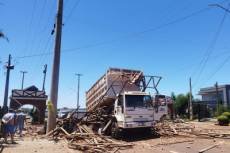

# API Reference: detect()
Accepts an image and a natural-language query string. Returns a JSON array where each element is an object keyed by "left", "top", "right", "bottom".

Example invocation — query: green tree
[
  {"left": 171, "top": 92, "right": 176, "bottom": 101},
  {"left": 174, "top": 93, "right": 189, "bottom": 117}
]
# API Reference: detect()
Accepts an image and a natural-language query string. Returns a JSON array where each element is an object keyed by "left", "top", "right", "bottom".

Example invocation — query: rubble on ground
[
  {"left": 155, "top": 120, "right": 230, "bottom": 139},
  {"left": 45, "top": 110, "right": 133, "bottom": 153}
]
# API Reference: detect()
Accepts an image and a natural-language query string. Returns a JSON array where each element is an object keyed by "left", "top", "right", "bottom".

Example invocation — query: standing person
[
  {"left": 2, "top": 109, "right": 17, "bottom": 144},
  {"left": 16, "top": 109, "right": 25, "bottom": 137},
  {"left": 0, "top": 106, "right": 3, "bottom": 119}
]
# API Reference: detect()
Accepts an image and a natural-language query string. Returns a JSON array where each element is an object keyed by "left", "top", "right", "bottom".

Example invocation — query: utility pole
[
  {"left": 47, "top": 0, "right": 63, "bottom": 133},
  {"left": 215, "top": 82, "right": 219, "bottom": 115},
  {"left": 189, "top": 77, "right": 193, "bottom": 120},
  {"left": 42, "top": 64, "right": 47, "bottom": 91},
  {"left": 75, "top": 74, "right": 83, "bottom": 109},
  {"left": 20, "top": 71, "right": 27, "bottom": 89},
  {"left": 3, "top": 54, "right": 14, "bottom": 113}
]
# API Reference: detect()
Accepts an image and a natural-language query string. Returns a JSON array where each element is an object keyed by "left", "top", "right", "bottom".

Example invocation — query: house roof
[{"left": 24, "top": 85, "right": 39, "bottom": 91}]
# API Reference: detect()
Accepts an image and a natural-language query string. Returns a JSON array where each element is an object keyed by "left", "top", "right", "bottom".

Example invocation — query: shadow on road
[{"left": 120, "top": 128, "right": 160, "bottom": 142}]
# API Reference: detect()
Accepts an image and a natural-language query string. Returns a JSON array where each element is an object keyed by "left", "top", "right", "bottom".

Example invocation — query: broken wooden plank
[
  {"left": 198, "top": 144, "right": 219, "bottom": 153},
  {"left": 59, "top": 127, "right": 71, "bottom": 136},
  {"left": 156, "top": 139, "right": 194, "bottom": 146},
  {"left": 102, "top": 119, "right": 112, "bottom": 133}
]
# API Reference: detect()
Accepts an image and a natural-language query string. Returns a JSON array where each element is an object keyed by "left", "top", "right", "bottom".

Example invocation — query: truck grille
[{"left": 133, "top": 118, "right": 148, "bottom": 122}]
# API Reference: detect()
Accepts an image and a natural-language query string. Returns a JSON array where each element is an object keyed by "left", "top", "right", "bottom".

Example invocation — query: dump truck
[{"left": 86, "top": 68, "right": 167, "bottom": 137}]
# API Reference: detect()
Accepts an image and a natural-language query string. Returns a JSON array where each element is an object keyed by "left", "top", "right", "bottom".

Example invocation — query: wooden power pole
[
  {"left": 189, "top": 77, "right": 193, "bottom": 120},
  {"left": 3, "top": 54, "right": 14, "bottom": 113},
  {"left": 215, "top": 82, "right": 219, "bottom": 115},
  {"left": 47, "top": 0, "right": 63, "bottom": 132},
  {"left": 75, "top": 74, "right": 82, "bottom": 109},
  {"left": 42, "top": 64, "right": 47, "bottom": 91},
  {"left": 20, "top": 71, "right": 27, "bottom": 89}
]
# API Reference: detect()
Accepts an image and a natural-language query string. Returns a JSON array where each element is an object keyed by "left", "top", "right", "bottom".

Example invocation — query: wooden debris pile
[
  {"left": 193, "top": 128, "right": 230, "bottom": 139},
  {"left": 56, "top": 107, "right": 113, "bottom": 134},
  {"left": 67, "top": 133, "right": 133, "bottom": 153},
  {"left": 46, "top": 123, "right": 133, "bottom": 153},
  {"left": 45, "top": 109, "right": 133, "bottom": 152},
  {"left": 156, "top": 120, "right": 230, "bottom": 139},
  {"left": 155, "top": 120, "right": 195, "bottom": 136}
]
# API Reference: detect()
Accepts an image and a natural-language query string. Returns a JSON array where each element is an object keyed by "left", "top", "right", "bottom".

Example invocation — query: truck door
[{"left": 115, "top": 95, "right": 124, "bottom": 117}]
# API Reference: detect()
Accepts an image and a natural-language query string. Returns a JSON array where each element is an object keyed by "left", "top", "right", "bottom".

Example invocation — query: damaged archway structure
[{"left": 10, "top": 86, "right": 48, "bottom": 123}]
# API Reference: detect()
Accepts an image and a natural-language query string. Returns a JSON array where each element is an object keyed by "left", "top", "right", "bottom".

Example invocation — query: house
[
  {"left": 198, "top": 84, "right": 230, "bottom": 109},
  {"left": 10, "top": 85, "right": 48, "bottom": 123}
]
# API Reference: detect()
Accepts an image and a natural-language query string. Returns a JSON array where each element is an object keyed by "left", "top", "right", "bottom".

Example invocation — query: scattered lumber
[
  {"left": 46, "top": 112, "right": 133, "bottom": 153},
  {"left": 48, "top": 129, "right": 133, "bottom": 153},
  {"left": 156, "top": 139, "right": 194, "bottom": 146},
  {"left": 155, "top": 120, "right": 230, "bottom": 140},
  {"left": 198, "top": 144, "right": 219, "bottom": 153}
]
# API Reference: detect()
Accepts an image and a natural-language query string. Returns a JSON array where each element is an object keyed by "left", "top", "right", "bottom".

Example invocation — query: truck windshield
[{"left": 125, "top": 95, "right": 152, "bottom": 108}]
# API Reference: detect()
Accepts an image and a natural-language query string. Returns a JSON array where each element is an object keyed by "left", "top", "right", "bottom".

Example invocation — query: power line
[
  {"left": 14, "top": 6, "right": 213, "bottom": 60},
  {"left": 63, "top": 7, "right": 212, "bottom": 51},
  {"left": 24, "top": 0, "right": 56, "bottom": 80},
  {"left": 194, "top": 3, "right": 230, "bottom": 90},
  {"left": 31, "top": 35, "right": 53, "bottom": 79},
  {"left": 195, "top": 54, "right": 230, "bottom": 91},
  {"left": 16, "top": 52, "right": 53, "bottom": 59},
  {"left": 208, "top": 55, "right": 230, "bottom": 81},
  {"left": 179, "top": 50, "right": 230, "bottom": 71},
  {"left": 32, "top": 0, "right": 57, "bottom": 68},
  {"left": 192, "top": 4, "right": 229, "bottom": 87},
  {"left": 23, "top": 0, "right": 38, "bottom": 57},
  {"left": 28, "top": 0, "right": 48, "bottom": 56},
  {"left": 65, "top": 7, "right": 214, "bottom": 52},
  {"left": 64, "top": 0, "right": 81, "bottom": 25}
]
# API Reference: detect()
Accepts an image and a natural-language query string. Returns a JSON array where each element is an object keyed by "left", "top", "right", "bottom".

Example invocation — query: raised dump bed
[{"left": 86, "top": 68, "right": 142, "bottom": 112}]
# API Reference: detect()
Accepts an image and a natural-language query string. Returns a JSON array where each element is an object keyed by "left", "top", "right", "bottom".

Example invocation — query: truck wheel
[{"left": 111, "top": 121, "right": 120, "bottom": 139}]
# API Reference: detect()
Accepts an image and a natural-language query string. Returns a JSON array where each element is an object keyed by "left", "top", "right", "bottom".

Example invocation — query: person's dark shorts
[{"left": 3, "top": 124, "right": 15, "bottom": 134}]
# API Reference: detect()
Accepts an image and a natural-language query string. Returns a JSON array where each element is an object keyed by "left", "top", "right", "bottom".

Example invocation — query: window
[{"left": 125, "top": 95, "right": 152, "bottom": 108}]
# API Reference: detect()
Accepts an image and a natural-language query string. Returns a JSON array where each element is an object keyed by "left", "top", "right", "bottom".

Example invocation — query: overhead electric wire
[
  {"left": 192, "top": 3, "right": 229, "bottom": 87},
  {"left": 27, "top": 0, "right": 48, "bottom": 61},
  {"left": 195, "top": 54, "right": 230, "bottom": 91},
  {"left": 18, "top": 0, "right": 38, "bottom": 70},
  {"left": 28, "top": 0, "right": 56, "bottom": 79},
  {"left": 23, "top": 0, "right": 37, "bottom": 57},
  {"left": 15, "top": 6, "right": 213, "bottom": 59},
  {"left": 208, "top": 55, "right": 230, "bottom": 81},
  {"left": 179, "top": 50, "right": 230, "bottom": 71},
  {"left": 33, "top": 0, "right": 57, "bottom": 68},
  {"left": 64, "top": 0, "right": 81, "bottom": 25},
  {"left": 64, "top": 7, "right": 212, "bottom": 51}
]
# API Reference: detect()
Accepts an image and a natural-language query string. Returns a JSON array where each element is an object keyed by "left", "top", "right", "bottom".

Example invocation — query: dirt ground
[
  {"left": 120, "top": 136, "right": 230, "bottom": 153},
  {"left": 120, "top": 121, "right": 230, "bottom": 153},
  {"left": 1, "top": 121, "right": 230, "bottom": 153},
  {"left": 1, "top": 137, "right": 74, "bottom": 153}
]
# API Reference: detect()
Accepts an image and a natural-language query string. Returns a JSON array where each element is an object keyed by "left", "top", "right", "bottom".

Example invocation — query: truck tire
[{"left": 111, "top": 121, "right": 120, "bottom": 139}]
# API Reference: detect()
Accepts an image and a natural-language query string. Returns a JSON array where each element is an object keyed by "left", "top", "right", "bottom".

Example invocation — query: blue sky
[{"left": 0, "top": 0, "right": 230, "bottom": 108}]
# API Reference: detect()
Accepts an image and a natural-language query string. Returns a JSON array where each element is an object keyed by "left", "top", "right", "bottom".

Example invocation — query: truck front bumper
[{"left": 118, "top": 121, "right": 155, "bottom": 129}]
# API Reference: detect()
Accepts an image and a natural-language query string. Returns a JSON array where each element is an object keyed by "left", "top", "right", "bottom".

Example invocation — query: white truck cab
[{"left": 114, "top": 91, "right": 154, "bottom": 129}]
